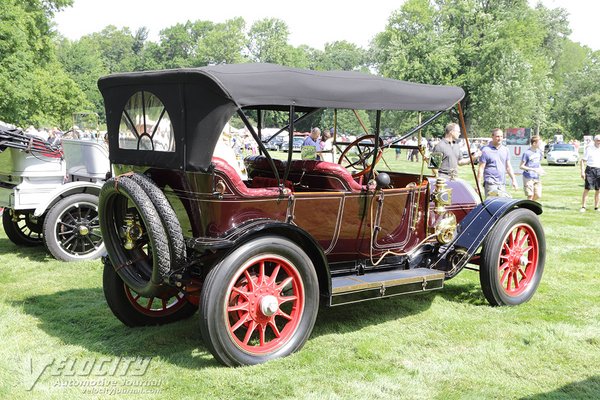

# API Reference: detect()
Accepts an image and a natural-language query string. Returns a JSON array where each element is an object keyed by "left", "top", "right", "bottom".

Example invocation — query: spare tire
[
  {"left": 98, "top": 176, "right": 171, "bottom": 297},
  {"left": 128, "top": 173, "right": 186, "bottom": 270}
]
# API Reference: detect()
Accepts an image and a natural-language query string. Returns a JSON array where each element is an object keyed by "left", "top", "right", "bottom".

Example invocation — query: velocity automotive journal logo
[{"left": 22, "top": 355, "right": 162, "bottom": 394}]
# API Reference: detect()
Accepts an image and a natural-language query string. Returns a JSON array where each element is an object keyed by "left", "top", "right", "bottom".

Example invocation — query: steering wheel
[{"left": 337, "top": 134, "right": 384, "bottom": 178}]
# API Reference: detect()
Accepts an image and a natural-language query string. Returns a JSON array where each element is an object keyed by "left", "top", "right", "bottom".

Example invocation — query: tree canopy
[{"left": 0, "top": 0, "right": 598, "bottom": 138}]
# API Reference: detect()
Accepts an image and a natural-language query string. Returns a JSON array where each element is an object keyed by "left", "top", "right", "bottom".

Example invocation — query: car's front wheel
[
  {"left": 200, "top": 236, "right": 319, "bottom": 366},
  {"left": 480, "top": 208, "right": 545, "bottom": 306}
]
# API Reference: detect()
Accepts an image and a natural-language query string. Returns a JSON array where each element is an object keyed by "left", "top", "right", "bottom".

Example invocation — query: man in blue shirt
[
  {"left": 302, "top": 127, "right": 322, "bottom": 160},
  {"left": 477, "top": 128, "right": 518, "bottom": 197},
  {"left": 520, "top": 136, "right": 544, "bottom": 201}
]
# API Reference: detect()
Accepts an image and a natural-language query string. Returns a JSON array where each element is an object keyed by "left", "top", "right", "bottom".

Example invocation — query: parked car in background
[
  {"left": 546, "top": 143, "right": 578, "bottom": 165},
  {"left": 265, "top": 136, "right": 285, "bottom": 151},
  {"left": 280, "top": 136, "right": 304, "bottom": 152}
]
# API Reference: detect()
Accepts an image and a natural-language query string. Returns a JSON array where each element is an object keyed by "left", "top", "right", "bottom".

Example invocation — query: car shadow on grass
[
  {"left": 436, "top": 279, "right": 489, "bottom": 306},
  {"left": 0, "top": 238, "right": 53, "bottom": 262},
  {"left": 19, "top": 288, "right": 221, "bottom": 369},
  {"left": 19, "top": 285, "right": 452, "bottom": 368},
  {"left": 519, "top": 375, "right": 600, "bottom": 399}
]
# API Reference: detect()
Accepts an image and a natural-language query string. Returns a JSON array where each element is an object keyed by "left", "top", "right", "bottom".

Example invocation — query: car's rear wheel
[
  {"left": 2, "top": 208, "right": 44, "bottom": 246},
  {"left": 200, "top": 236, "right": 319, "bottom": 366},
  {"left": 103, "top": 257, "right": 198, "bottom": 327},
  {"left": 480, "top": 208, "right": 545, "bottom": 306}
]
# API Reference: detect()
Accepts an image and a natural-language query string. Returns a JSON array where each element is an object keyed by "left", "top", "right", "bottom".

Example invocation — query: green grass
[{"left": 1, "top": 153, "right": 599, "bottom": 399}]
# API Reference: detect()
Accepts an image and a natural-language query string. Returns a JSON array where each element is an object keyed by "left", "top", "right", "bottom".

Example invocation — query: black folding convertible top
[
  {"left": 98, "top": 63, "right": 465, "bottom": 170},
  {"left": 99, "top": 63, "right": 464, "bottom": 111}
]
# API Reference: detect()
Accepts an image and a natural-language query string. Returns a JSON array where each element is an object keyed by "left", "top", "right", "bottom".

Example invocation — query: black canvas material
[{"left": 98, "top": 63, "right": 465, "bottom": 171}]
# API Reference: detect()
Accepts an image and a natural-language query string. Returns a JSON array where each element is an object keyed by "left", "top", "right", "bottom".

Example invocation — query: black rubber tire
[
  {"left": 128, "top": 173, "right": 186, "bottom": 269},
  {"left": 480, "top": 208, "right": 545, "bottom": 306},
  {"left": 200, "top": 236, "right": 319, "bottom": 366},
  {"left": 42, "top": 193, "right": 105, "bottom": 262},
  {"left": 98, "top": 176, "right": 171, "bottom": 297},
  {"left": 102, "top": 257, "right": 198, "bottom": 327},
  {"left": 2, "top": 208, "right": 44, "bottom": 246}
]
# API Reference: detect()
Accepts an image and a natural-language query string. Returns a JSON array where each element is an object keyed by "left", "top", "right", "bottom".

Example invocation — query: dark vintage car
[{"left": 97, "top": 64, "right": 545, "bottom": 366}]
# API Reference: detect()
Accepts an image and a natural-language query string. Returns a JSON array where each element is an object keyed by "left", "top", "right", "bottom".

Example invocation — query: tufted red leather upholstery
[
  {"left": 287, "top": 159, "right": 364, "bottom": 191},
  {"left": 212, "top": 157, "right": 281, "bottom": 197},
  {"left": 244, "top": 155, "right": 364, "bottom": 192}
]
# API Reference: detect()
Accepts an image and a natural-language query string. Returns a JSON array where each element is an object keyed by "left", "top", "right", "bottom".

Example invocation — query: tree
[
  {"left": 555, "top": 50, "right": 600, "bottom": 137},
  {"left": 371, "top": 0, "right": 570, "bottom": 134},
  {"left": 0, "top": 0, "right": 89, "bottom": 128},
  {"left": 317, "top": 41, "right": 367, "bottom": 71}
]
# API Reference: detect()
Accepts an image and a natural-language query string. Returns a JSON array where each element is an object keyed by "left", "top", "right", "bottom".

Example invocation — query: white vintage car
[{"left": 0, "top": 127, "right": 110, "bottom": 261}]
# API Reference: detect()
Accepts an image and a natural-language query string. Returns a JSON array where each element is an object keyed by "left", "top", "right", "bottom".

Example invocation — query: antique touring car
[
  {"left": 0, "top": 127, "right": 109, "bottom": 261},
  {"left": 97, "top": 63, "right": 545, "bottom": 366}
]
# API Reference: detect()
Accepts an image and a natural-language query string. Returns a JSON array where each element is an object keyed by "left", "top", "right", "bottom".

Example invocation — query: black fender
[
  {"left": 188, "top": 219, "right": 332, "bottom": 299},
  {"left": 435, "top": 197, "right": 542, "bottom": 277}
]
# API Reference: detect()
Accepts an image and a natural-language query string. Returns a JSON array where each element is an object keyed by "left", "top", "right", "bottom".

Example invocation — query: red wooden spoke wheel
[
  {"left": 225, "top": 256, "right": 305, "bottom": 354},
  {"left": 200, "top": 236, "right": 319, "bottom": 366},
  {"left": 125, "top": 286, "right": 191, "bottom": 317},
  {"left": 480, "top": 208, "right": 545, "bottom": 306},
  {"left": 497, "top": 224, "right": 539, "bottom": 296}
]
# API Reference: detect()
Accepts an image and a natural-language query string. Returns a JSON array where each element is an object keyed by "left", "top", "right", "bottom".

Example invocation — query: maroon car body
[{"left": 97, "top": 64, "right": 545, "bottom": 366}]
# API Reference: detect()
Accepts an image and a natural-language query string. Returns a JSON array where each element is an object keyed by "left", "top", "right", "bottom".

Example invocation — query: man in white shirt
[{"left": 580, "top": 134, "right": 600, "bottom": 212}]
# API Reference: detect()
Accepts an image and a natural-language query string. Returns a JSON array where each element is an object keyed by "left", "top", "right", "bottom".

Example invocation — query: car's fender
[
  {"left": 192, "top": 219, "right": 332, "bottom": 299},
  {"left": 434, "top": 197, "right": 542, "bottom": 277},
  {"left": 33, "top": 181, "right": 103, "bottom": 216}
]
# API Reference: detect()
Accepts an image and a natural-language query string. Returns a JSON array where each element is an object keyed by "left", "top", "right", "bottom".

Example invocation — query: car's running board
[{"left": 329, "top": 268, "right": 445, "bottom": 306}]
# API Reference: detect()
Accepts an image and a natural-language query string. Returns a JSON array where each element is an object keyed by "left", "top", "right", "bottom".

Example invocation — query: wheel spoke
[
  {"left": 62, "top": 234, "right": 77, "bottom": 247},
  {"left": 227, "top": 301, "right": 249, "bottom": 313},
  {"left": 146, "top": 297, "right": 154, "bottom": 309},
  {"left": 512, "top": 272, "right": 520, "bottom": 289},
  {"left": 259, "top": 324, "right": 266, "bottom": 346},
  {"left": 269, "top": 265, "right": 281, "bottom": 285},
  {"left": 268, "top": 320, "right": 281, "bottom": 338},
  {"left": 230, "top": 313, "right": 250, "bottom": 333},
  {"left": 276, "top": 276, "right": 294, "bottom": 292},
  {"left": 506, "top": 272, "right": 514, "bottom": 291},
  {"left": 259, "top": 261, "right": 266, "bottom": 285},
  {"left": 500, "top": 267, "right": 510, "bottom": 285},
  {"left": 518, "top": 268, "right": 528, "bottom": 280},
  {"left": 242, "top": 320, "right": 257, "bottom": 345},
  {"left": 278, "top": 295, "right": 297, "bottom": 305},
  {"left": 244, "top": 270, "right": 257, "bottom": 292},
  {"left": 277, "top": 309, "right": 293, "bottom": 321},
  {"left": 231, "top": 286, "right": 250, "bottom": 300}
]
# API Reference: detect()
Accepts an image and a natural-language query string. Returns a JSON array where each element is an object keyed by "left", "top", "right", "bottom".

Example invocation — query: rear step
[{"left": 330, "top": 268, "right": 445, "bottom": 306}]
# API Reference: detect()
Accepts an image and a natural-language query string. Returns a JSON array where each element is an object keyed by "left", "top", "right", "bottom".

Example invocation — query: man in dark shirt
[{"left": 431, "top": 123, "right": 478, "bottom": 179}]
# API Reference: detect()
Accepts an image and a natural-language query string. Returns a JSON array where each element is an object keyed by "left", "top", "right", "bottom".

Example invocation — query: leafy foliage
[
  {"left": 0, "top": 0, "right": 597, "bottom": 137},
  {"left": 0, "top": 0, "right": 89, "bottom": 129}
]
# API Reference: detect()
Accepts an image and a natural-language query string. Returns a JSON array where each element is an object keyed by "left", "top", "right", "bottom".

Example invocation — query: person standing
[
  {"left": 478, "top": 128, "right": 518, "bottom": 197},
  {"left": 519, "top": 136, "right": 544, "bottom": 201},
  {"left": 580, "top": 134, "right": 600, "bottom": 212},
  {"left": 431, "top": 122, "right": 479, "bottom": 179},
  {"left": 302, "top": 127, "right": 322, "bottom": 160},
  {"left": 321, "top": 130, "right": 334, "bottom": 162}
]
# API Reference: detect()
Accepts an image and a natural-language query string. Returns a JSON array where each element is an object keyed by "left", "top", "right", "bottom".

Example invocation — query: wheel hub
[
  {"left": 78, "top": 225, "right": 90, "bottom": 236},
  {"left": 260, "top": 295, "right": 279, "bottom": 316}
]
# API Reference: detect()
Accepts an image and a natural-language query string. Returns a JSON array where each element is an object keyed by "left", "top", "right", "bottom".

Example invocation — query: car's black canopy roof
[
  {"left": 99, "top": 63, "right": 464, "bottom": 112},
  {"left": 98, "top": 63, "right": 465, "bottom": 171}
]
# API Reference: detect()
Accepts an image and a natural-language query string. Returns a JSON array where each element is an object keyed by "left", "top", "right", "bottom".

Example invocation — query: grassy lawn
[{"left": 1, "top": 151, "right": 599, "bottom": 399}]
